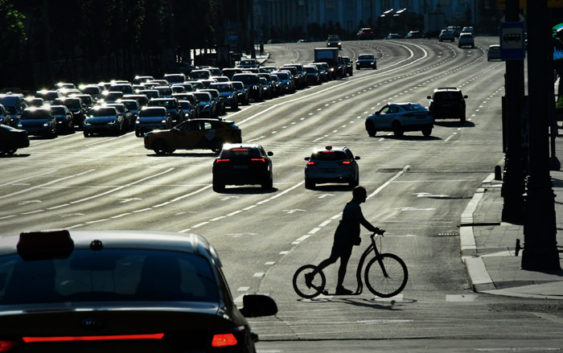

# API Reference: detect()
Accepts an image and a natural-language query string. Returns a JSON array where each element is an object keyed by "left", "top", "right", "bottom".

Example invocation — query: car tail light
[
  {"left": 211, "top": 333, "right": 238, "bottom": 348},
  {"left": 250, "top": 158, "right": 265, "bottom": 162},
  {"left": 0, "top": 340, "right": 16, "bottom": 352},
  {"left": 341, "top": 160, "right": 351, "bottom": 165},
  {"left": 320, "top": 150, "right": 335, "bottom": 153},
  {"left": 22, "top": 333, "right": 165, "bottom": 343},
  {"left": 215, "top": 158, "right": 230, "bottom": 163},
  {"left": 306, "top": 161, "right": 316, "bottom": 166},
  {"left": 232, "top": 148, "right": 248, "bottom": 152}
]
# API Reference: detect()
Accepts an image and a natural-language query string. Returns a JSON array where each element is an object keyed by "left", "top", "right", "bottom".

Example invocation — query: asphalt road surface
[{"left": 2, "top": 37, "right": 562, "bottom": 352}]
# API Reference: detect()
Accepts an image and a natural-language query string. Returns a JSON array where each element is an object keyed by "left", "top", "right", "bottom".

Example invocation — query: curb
[{"left": 460, "top": 174, "right": 496, "bottom": 292}]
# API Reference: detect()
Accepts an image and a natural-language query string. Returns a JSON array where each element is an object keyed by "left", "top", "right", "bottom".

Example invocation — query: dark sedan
[
  {"left": 212, "top": 144, "right": 274, "bottom": 192},
  {"left": 0, "top": 230, "right": 277, "bottom": 352},
  {"left": 0, "top": 124, "right": 29, "bottom": 156}
]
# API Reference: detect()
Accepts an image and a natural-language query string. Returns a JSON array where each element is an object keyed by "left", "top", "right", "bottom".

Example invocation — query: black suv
[{"left": 427, "top": 87, "right": 468, "bottom": 122}]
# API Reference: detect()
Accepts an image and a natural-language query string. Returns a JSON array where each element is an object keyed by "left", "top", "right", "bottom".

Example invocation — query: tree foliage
[{"left": 0, "top": 0, "right": 227, "bottom": 89}]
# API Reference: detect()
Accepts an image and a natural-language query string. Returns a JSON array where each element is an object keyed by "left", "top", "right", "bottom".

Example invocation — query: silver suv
[{"left": 458, "top": 33, "right": 475, "bottom": 48}]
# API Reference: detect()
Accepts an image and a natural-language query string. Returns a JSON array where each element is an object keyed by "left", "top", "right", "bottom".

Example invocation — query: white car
[{"left": 365, "top": 103, "right": 434, "bottom": 137}]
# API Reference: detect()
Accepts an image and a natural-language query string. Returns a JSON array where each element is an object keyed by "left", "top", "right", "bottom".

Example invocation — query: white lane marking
[
  {"left": 71, "top": 168, "right": 174, "bottom": 205},
  {"left": 238, "top": 287, "right": 250, "bottom": 292},
  {"left": 18, "top": 200, "right": 42, "bottom": 205},
  {"left": 357, "top": 319, "right": 413, "bottom": 324},
  {"left": 0, "top": 169, "right": 96, "bottom": 200},
  {"left": 253, "top": 272, "right": 264, "bottom": 278},
  {"left": 47, "top": 203, "right": 70, "bottom": 210},
  {"left": 21, "top": 209, "right": 44, "bottom": 215}
]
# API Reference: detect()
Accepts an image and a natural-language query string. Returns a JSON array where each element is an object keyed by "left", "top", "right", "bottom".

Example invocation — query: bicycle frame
[{"left": 352, "top": 232, "right": 382, "bottom": 295}]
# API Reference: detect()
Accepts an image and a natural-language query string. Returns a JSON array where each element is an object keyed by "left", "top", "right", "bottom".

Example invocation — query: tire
[
  {"left": 292, "top": 264, "right": 326, "bottom": 299},
  {"left": 460, "top": 112, "right": 466, "bottom": 123},
  {"left": 392, "top": 122, "right": 404, "bottom": 137},
  {"left": 364, "top": 253, "right": 408, "bottom": 298},
  {"left": 211, "top": 140, "right": 223, "bottom": 153},
  {"left": 153, "top": 140, "right": 172, "bottom": 156},
  {"left": 305, "top": 179, "right": 315, "bottom": 189},
  {"left": 135, "top": 130, "right": 142, "bottom": 137},
  {"left": 366, "top": 122, "right": 376, "bottom": 137},
  {"left": 422, "top": 127, "right": 432, "bottom": 137},
  {"left": 262, "top": 176, "right": 273, "bottom": 190},
  {"left": 212, "top": 178, "right": 225, "bottom": 192},
  {"left": 83, "top": 131, "right": 91, "bottom": 137}
]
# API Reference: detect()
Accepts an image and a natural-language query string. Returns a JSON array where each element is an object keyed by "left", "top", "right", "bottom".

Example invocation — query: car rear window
[
  {"left": 311, "top": 151, "right": 348, "bottom": 160},
  {"left": 433, "top": 91, "right": 462, "bottom": 100},
  {"left": 140, "top": 107, "right": 166, "bottom": 116},
  {"left": 91, "top": 107, "right": 117, "bottom": 116},
  {"left": 21, "top": 109, "right": 52, "bottom": 120},
  {"left": 220, "top": 148, "right": 261, "bottom": 159},
  {"left": 0, "top": 249, "right": 219, "bottom": 304}
]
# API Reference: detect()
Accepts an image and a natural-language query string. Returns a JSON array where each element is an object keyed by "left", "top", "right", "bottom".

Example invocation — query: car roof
[
  {"left": 222, "top": 143, "right": 263, "bottom": 150},
  {"left": 1, "top": 230, "right": 221, "bottom": 266},
  {"left": 311, "top": 145, "right": 349, "bottom": 153},
  {"left": 434, "top": 87, "right": 461, "bottom": 92}
]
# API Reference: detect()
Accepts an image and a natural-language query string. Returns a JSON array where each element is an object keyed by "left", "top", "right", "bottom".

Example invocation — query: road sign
[
  {"left": 498, "top": 0, "right": 563, "bottom": 8},
  {"left": 500, "top": 22, "right": 525, "bottom": 60}
]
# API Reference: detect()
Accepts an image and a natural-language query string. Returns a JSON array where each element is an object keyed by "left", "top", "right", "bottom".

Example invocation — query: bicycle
[{"left": 292, "top": 231, "right": 408, "bottom": 299}]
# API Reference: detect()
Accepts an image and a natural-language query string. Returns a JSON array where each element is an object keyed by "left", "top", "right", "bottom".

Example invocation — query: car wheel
[
  {"left": 83, "top": 131, "right": 90, "bottom": 137},
  {"left": 460, "top": 113, "right": 466, "bottom": 123},
  {"left": 366, "top": 122, "right": 377, "bottom": 137},
  {"left": 153, "top": 140, "right": 172, "bottom": 156},
  {"left": 262, "top": 176, "right": 273, "bottom": 190},
  {"left": 305, "top": 179, "right": 315, "bottom": 189},
  {"left": 392, "top": 121, "right": 404, "bottom": 137},
  {"left": 422, "top": 127, "right": 432, "bottom": 137},
  {"left": 4, "top": 149, "right": 16, "bottom": 156},
  {"left": 135, "top": 130, "right": 142, "bottom": 137},
  {"left": 213, "top": 178, "right": 225, "bottom": 192},
  {"left": 211, "top": 140, "right": 223, "bottom": 154}
]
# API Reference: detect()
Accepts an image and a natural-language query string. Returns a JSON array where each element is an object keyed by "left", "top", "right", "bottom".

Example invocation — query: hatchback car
[
  {"left": 458, "top": 33, "right": 475, "bottom": 48},
  {"left": 427, "top": 87, "right": 468, "bottom": 122},
  {"left": 50, "top": 105, "right": 74, "bottom": 133},
  {"left": 231, "top": 73, "right": 263, "bottom": 102},
  {"left": 0, "top": 230, "right": 277, "bottom": 352},
  {"left": 439, "top": 29, "right": 455, "bottom": 42},
  {"left": 193, "top": 92, "right": 217, "bottom": 118},
  {"left": 212, "top": 144, "right": 274, "bottom": 192},
  {"left": 135, "top": 106, "right": 171, "bottom": 137},
  {"left": 326, "top": 34, "right": 342, "bottom": 49},
  {"left": 356, "top": 54, "right": 377, "bottom": 70},
  {"left": 83, "top": 106, "right": 125, "bottom": 136},
  {"left": 487, "top": 44, "right": 502, "bottom": 61},
  {"left": 147, "top": 98, "right": 185, "bottom": 125},
  {"left": 17, "top": 107, "right": 58, "bottom": 137},
  {"left": 0, "top": 124, "right": 29, "bottom": 156},
  {"left": 304, "top": 146, "right": 360, "bottom": 189},
  {"left": 144, "top": 118, "right": 242, "bottom": 155},
  {"left": 356, "top": 27, "right": 375, "bottom": 40},
  {"left": 365, "top": 102, "right": 434, "bottom": 137}
]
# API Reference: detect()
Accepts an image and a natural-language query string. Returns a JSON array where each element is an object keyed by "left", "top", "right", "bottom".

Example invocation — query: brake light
[
  {"left": 341, "top": 160, "right": 351, "bottom": 165},
  {"left": 250, "top": 158, "right": 265, "bottom": 162},
  {"left": 306, "top": 161, "right": 316, "bottom": 166},
  {"left": 211, "top": 333, "right": 238, "bottom": 347},
  {"left": 215, "top": 158, "right": 230, "bottom": 163},
  {"left": 321, "top": 150, "right": 335, "bottom": 153},
  {"left": 232, "top": 148, "right": 248, "bottom": 151},
  {"left": 22, "top": 333, "right": 165, "bottom": 343},
  {"left": 0, "top": 340, "right": 16, "bottom": 352}
]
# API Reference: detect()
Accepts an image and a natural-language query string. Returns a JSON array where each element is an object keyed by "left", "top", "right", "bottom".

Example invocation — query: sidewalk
[{"left": 460, "top": 158, "right": 563, "bottom": 300}]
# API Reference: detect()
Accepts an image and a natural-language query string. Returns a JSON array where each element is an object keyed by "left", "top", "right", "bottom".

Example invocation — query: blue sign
[{"left": 500, "top": 22, "right": 525, "bottom": 60}]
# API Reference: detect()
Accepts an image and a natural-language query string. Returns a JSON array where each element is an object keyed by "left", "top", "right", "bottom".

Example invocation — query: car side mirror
[
  {"left": 426, "top": 96, "right": 431, "bottom": 99},
  {"left": 239, "top": 294, "right": 278, "bottom": 317},
  {"left": 464, "top": 95, "right": 468, "bottom": 98},
  {"left": 267, "top": 151, "right": 273, "bottom": 156},
  {"left": 355, "top": 156, "right": 360, "bottom": 160},
  {"left": 304, "top": 157, "right": 310, "bottom": 161}
]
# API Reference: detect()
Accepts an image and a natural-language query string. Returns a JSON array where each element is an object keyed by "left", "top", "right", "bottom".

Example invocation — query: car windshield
[
  {"left": 210, "top": 84, "right": 232, "bottom": 92},
  {"left": 91, "top": 108, "right": 117, "bottom": 116},
  {"left": 149, "top": 100, "right": 175, "bottom": 109},
  {"left": 434, "top": 92, "right": 462, "bottom": 100},
  {"left": 233, "top": 75, "right": 259, "bottom": 84},
  {"left": 0, "top": 249, "right": 218, "bottom": 304},
  {"left": 358, "top": 55, "right": 374, "bottom": 60},
  {"left": 195, "top": 93, "right": 211, "bottom": 101},
  {"left": 21, "top": 110, "right": 51, "bottom": 120},
  {"left": 311, "top": 150, "right": 348, "bottom": 160},
  {"left": 51, "top": 107, "right": 67, "bottom": 115},
  {"left": 190, "top": 71, "right": 210, "bottom": 79},
  {"left": 63, "top": 99, "right": 81, "bottom": 108},
  {"left": 140, "top": 108, "right": 165, "bottom": 116}
]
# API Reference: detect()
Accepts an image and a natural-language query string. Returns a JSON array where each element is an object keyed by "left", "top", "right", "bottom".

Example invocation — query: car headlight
[
  {"left": 17, "top": 123, "right": 23, "bottom": 128},
  {"left": 43, "top": 122, "right": 50, "bottom": 127},
  {"left": 161, "top": 119, "right": 167, "bottom": 124},
  {"left": 108, "top": 120, "right": 116, "bottom": 125}
]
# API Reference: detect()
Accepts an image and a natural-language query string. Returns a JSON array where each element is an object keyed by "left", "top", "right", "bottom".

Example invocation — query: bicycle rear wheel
[
  {"left": 292, "top": 264, "right": 326, "bottom": 299},
  {"left": 364, "top": 253, "right": 408, "bottom": 298}
]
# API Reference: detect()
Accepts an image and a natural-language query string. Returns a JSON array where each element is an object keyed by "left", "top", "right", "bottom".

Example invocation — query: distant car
[
  {"left": 406, "top": 30, "right": 422, "bottom": 39},
  {"left": 17, "top": 107, "right": 57, "bottom": 137},
  {"left": 231, "top": 81, "right": 250, "bottom": 105},
  {"left": 147, "top": 98, "right": 185, "bottom": 125},
  {"left": 0, "top": 124, "right": 29, "bottom": 156},
  {"left": 144, "top": 118, "right": 242, "bottom": 155},
  {"left": 237, "top": 58, "right": 259, "bottom": 69},
  {"left": 458, "top": 33, "right": 475, "bottom": 48},
  {"left": 0, "top": 230, "right": 277, "bottom": 352},
  {"left": 356, "top": 54, "right": 377, "bottom": 70},
  {"left": 189, "top": 69, "right": 212, "bottom": 81},
  {"left": 487, "top": 44, "right": 502, "bottom": 61},
  {"left": 163, "top": 73, "right": 186, "bottom": 84},
  {"left": 209, "top": 82, "right": 238, "bottom": 110},
  {"left": 83, "top": 106, "right": 124, "bottom": 136},
  {"left": 231, "top": 73, "right": 263, "bottom": 101},
  {"left": 461, "top": 26, "right": 474, "bottom": 35},
  {"left": 304, "top": 64, "right": 321, "bottom": 85},
  {"left": 106, "top": 102, "right": 134, "bottom": 131},
  {"left": 135, "top": 106, "right": 171, "bottom": 136},
  {"left": 365, "top": 102, "right": 434, "bottom": 137},
  {"left": 0, "top": 104, "right": 10, "bottom": 125},
  {"left": 199, "top": 88, "right": 226, "bottom": 115},
  {"left": 304, "top": 145, "right": 360, "bottom": 189},
  {"left": 356, "top": 27, "right": 375, "bottom": 40},
  {"left": 341, "top": 56, "right": 353, "bottom": 76},
  {"left": 193, "top": 91, "right": 217, "bottom": 118},
  {"left": 212, "top": 144, "right": 274, "bottom": 192},
  {"left": 173, "top": 92, "right": 201, "bottom": 118},
  {"left": 271, "top": 71, "right": 295, "bottom": 93},
  {"left": 439, "top": 29, "right": 455, "bottom": 42},
  {"left": 178, "top": 100, "right": 197, "bottom": 120},
  {"left": 49, "top": 105, "right": 74, "bottom": 133},
  {"left": 427, "top": 87, "right": 468, "bottom": 122},
  {"left": 386, "top": 33, "right": 401, "bottom": 39},
  {"left": 118, "top": 99, "right": 141, "bottom": 120},
  {"left": 326, "top": 34, "right": 342, "bottom": 49}
]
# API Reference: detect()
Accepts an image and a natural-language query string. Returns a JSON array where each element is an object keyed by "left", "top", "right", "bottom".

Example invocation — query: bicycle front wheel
[
  {"left": 292, "top": 264, "right": 326, "bottom": 299},
  {"left": 364, "top": 253, "right": 408, "bottom": 298}
]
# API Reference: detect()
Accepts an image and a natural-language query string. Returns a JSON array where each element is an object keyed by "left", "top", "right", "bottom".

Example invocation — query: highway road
[{"left": 2, "top": 37, "right": 562, "bottom": 352}]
